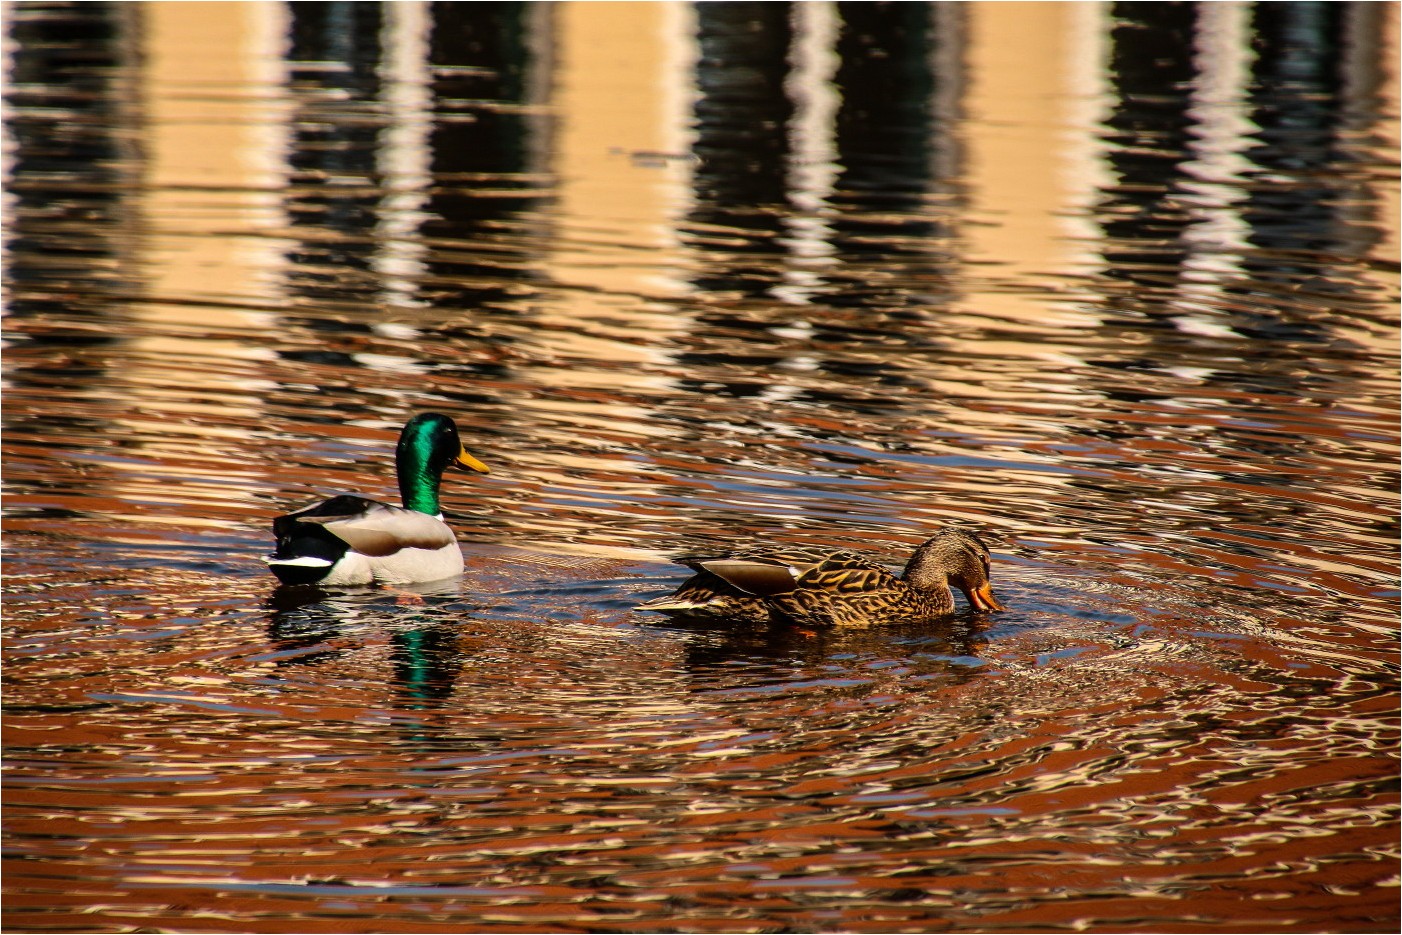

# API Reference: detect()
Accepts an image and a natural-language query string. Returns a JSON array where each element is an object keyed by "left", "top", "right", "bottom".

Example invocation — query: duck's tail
[{"left": 635, "top": 594, "right": 706, "bottom": 615}]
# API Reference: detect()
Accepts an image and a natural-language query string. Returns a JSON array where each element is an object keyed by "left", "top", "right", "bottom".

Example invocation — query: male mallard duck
[
  {"left": 638, "top": 527, "right": 1004, "bottom": 628},
  {"left": 265, "top": 413, "right": 489, "bottom": 587}
]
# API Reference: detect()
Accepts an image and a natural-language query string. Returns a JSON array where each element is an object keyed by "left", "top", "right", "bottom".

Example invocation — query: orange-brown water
[{"left": 4, "top": 3, "right": 1398, "bottom": 932}]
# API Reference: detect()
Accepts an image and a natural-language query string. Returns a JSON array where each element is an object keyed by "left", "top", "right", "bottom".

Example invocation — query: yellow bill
[{"left": 455, "top": 448, "right": 490, "bottom": 474}]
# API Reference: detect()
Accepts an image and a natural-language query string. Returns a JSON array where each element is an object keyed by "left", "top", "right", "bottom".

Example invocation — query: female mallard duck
[
  {"left": 265, "top": 413, "right": 489, "bottom": 587},
  {"left": 638, "top": 527, "right": 1004, "bottom": 628}
]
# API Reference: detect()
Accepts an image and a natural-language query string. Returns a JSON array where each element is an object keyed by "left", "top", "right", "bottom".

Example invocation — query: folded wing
[{"left": 280, "top": 494, "right": 456, "bottom": 556}]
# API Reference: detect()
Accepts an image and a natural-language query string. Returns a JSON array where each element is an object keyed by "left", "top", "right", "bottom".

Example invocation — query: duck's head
[
  {"left": 903, "top": 527, "right": 1004, "bottom": 612},
  {"left": 396, "top": 413, "right": 490, "bottom": 513}
]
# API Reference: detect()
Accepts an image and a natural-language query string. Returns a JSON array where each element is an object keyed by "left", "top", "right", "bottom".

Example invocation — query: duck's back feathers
[
  {"left": 642, "top": 547, "right": 906, "bottom": 627},
  {"left": 267, "top": 494, "right": 463, "bottom": 587},
  {"left": 693, "top": 548, "right": 896, "bottom": 597},
  {"left": 285, "top": 495, "right": 457, "bottom": 556},
  {"left": 690, "top": 555, "right": 802, "bottom": 596}
]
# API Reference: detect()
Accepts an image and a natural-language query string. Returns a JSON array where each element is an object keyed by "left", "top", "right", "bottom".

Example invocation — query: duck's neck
[
  {"left": 900, "top": 541, "right": 951, "bottom": 596},
  {"left": 396, "top": 429, "right": 445, "bottom": 515}
]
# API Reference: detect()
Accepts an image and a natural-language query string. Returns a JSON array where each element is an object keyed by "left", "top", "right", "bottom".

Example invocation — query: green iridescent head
[{"left": 395, "top": 413, "right": 489, "bottom": 515}]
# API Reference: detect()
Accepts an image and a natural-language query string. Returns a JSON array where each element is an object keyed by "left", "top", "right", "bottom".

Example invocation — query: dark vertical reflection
[
  {"left": 1075, "top": 2, "right": 1385, "bottom": 520},
  {"left": 283, "top": 1, "right": 385, "bottom": 307},
  {"left": 826, "top": 1, "right": 953, "bottom": 310},
  {"left": 1090, "top": 1, "right": 1380, "bottom": 344},
  {"left": 4, "top": 0, "right": 138, "bottom": 321},
  {"left": 420, "top": 1, "right": 547, "bottom": 312},
  {"left": 831, "top": 1, "right": 939, "bottom": 204},
  {"left": 1228, "top": 2, "right": 1358, "bottom": 343},
  {"left": 272, "top": 2, "right": 541, "bottom": 416},
  {"left": 1087, "top": 2, "right": 1389, "bottom": 342},
  {"left": 1096, "top": 1, "right": 1199, "bottom": 290},
  {"left": 685, "top": 1, "right": 794, "bottom": 298},
  {"left": 1241, "top": 3, "right": 1375, "bottom": 264},
  {"left": 3, "top": 0, "right": 137, "bottom": 457},
  {"left": 681, "top": 1, "right": 961, "bottom": 309},
  {"left": 675, "top": 2, "right": 962, "bottom": 398}
]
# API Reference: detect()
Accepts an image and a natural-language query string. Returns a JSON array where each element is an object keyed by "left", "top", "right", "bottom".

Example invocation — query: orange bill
[{"left": 969, "top": 582, "right": 1005, "bottom": 612}]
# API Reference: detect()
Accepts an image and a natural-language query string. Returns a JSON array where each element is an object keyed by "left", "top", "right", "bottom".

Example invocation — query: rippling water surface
[{"left": 4, "top": 3, "right": 1399, "bottom": 932}]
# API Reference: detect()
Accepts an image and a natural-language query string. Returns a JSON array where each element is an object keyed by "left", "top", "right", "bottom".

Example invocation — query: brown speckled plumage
[{"left": 639, "top": 527, "right": 1004, "bottom": 628}]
